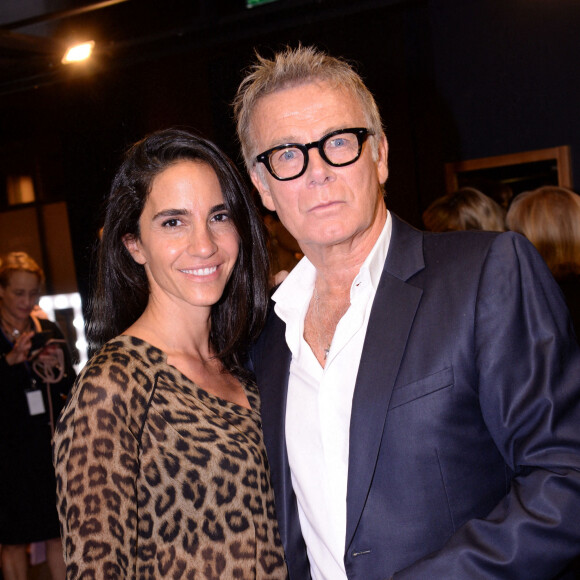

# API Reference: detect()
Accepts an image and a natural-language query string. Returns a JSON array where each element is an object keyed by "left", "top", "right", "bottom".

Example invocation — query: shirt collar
[{"left": 359, "top": 209, "right": 392, "bottom": 292}]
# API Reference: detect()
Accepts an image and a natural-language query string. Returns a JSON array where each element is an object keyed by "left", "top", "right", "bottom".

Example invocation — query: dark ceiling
[
  {"left": 0, "top": 0, "right": 246, "bottom": 95},
  {"left": 0, "top": 0, "right": 406, "bottom": 96}
]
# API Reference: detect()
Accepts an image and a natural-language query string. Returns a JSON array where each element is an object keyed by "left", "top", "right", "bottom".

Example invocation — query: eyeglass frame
[{"left": 254, "top": 127, "right": 374, "bottom": 181}]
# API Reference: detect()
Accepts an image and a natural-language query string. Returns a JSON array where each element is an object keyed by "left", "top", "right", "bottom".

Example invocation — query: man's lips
[{"left": 309, "top": 200, "right": 344, "bottom": 212}]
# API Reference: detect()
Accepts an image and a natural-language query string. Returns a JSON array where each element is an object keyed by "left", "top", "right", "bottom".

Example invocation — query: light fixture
[
  {"left": 61, "top": 41, "right": 95, "bottom": 64},
  {"left": 6, "top": 175, "right": 35, "bottom": 205},
  {"left": 38, "top": 292, "right": 88, "bottom": 372}
]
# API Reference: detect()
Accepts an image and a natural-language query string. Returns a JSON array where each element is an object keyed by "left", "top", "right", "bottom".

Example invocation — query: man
[{"left": 233, "top": 46, "right": 580, "bottom": 579}]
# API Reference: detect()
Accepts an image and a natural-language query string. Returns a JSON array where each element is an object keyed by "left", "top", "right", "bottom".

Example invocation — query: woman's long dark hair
[{"left": 88, "top": 128, "right": 269, "bottom": 377}]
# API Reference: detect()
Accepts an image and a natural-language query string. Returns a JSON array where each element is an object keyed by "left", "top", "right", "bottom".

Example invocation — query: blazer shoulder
[
  {"left": 421, "top": 229, "right": 514, "bottom": 269},
  {"left": 388, "top": 214, "right": 504, "bottom": 280}
]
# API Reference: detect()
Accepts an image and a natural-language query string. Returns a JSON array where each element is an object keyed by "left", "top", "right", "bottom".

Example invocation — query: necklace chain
[
  {"left": 0, "top": 314, "right": 30, "bottom": 341},
  {"left": 311, "top": 284, "right": 351, "bottom": 363}
]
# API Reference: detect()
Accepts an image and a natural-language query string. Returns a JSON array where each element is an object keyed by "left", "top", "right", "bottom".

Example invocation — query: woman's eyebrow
[
  {"left": 151, "top": 204, "right": 227, "bottom": 220},
  {"left": 152, "top": 208, "right": 189, "bottom": 220}
]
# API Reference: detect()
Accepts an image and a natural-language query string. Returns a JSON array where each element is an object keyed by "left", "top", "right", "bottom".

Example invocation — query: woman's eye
[{"left": 211, "top": 212, "right": 230, "bottom": 223}]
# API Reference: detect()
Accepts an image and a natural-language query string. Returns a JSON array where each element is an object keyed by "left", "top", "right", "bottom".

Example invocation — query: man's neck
[{"left": 305, "top": 205, "right": 387, "bottom": 293}]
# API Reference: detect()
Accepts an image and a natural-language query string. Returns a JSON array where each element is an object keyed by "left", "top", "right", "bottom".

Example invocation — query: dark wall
[
  {"left": 427, "top": 0, "right": 580, "bottom": 180},
  {"left": 0, "top": 0, "right": 578, "bottom": 304},
  {"left": 1, "top": 0, "right": 436, "bottom": 302},
  {"left": 205, "top": 0, "right": 434, "bottom": 223}
]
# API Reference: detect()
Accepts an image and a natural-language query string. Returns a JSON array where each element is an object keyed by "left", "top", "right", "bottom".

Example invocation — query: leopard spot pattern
[{"left": 53, "top": 336, "right": 287, "bottom": 579}]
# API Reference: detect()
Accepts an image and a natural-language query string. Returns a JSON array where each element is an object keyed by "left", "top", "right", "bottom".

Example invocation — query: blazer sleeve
[{"left": 394, "top": 233, "right": 580, "bottom": 580}]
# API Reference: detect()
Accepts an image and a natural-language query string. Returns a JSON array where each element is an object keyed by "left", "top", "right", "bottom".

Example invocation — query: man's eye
[
  {"left": 328, "top": 137, "right": 348, "bottom": 148},
  {"left": 275, "top": 148, "right": 299, "bottom": 163},
  {"left": 162, "top": 218, "right": 181, "bottom": 227}
]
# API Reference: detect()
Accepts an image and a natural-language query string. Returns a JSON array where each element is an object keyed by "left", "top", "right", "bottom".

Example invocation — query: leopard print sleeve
[{"left": 53, "top": 338, "right": 157, "bottom": 579}]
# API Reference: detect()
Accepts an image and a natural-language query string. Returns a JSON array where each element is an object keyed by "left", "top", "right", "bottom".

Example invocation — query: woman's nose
[{"left": 187, "top": 226, "right": 217, "bottom": 257}]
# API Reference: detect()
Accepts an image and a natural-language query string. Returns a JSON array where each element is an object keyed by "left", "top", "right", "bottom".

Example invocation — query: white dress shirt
[{"left": 272, "top": 212, "right": 392, "bottom": 580}]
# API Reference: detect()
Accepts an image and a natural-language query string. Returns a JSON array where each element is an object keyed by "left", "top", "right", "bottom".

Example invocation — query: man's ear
[
  {"left": 250, "top": 167, "right": 276, "bottom": 212},
  {"left": 122, "top": 234, "right": 147, "bottom": 265},
  {"left": 376, "top": 134, "right": 389, "bottom": 185}
]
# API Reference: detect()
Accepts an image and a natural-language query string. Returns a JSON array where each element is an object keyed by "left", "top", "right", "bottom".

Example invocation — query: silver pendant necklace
[{"left": 1, "top": 315, "right": 29, "bottom": 342}]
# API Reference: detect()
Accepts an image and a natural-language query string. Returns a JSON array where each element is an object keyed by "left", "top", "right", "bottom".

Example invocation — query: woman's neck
[
  {"left": 122, "top": 300, "right": 248, "bottom": 409},
  {"left": 124, "top": 301, "right": 213, "bottom": 360},
  {"left": 0, "top": 309, "right": 31, "bottom": 340}
]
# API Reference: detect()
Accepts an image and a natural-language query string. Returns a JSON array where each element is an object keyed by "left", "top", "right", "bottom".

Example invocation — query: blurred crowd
[{"left": 422, "top": 184, "right": 580, "bottom": 337}]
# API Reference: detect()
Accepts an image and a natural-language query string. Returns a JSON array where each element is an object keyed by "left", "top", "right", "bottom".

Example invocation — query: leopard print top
[{"left": 53, "top": 335, "right": 288, "bottom": 579}]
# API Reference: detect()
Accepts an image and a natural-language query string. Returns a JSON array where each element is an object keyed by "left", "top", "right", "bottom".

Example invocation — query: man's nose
[{"left": 306, "top": 147, "right": 334, "bottom": 181}]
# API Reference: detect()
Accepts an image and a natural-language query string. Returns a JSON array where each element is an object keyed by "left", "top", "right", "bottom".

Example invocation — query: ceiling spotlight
[{"left": 62, "top": 41, "right": 95, "bottom": 64}]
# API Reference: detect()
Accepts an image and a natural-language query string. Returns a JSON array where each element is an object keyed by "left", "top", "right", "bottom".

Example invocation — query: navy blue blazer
[{"left": 251, "top": 215, "right": 580, "bottom": 580}]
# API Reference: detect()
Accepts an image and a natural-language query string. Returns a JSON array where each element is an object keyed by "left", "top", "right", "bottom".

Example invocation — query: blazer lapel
[
  {"left": 255, "top": 309, "right": 312, "bottom": 578},
  {"left": 345, "top": 216, "right": 425, "bottom": 550}
]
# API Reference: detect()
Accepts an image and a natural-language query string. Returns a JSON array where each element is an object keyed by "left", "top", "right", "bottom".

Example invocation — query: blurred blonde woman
[
  {"left": 0, "top": 252, "right": 75, "bottom": 580},
  {"left": 507, "top": 186, "right": 580, "bottom": 336},
  {"left": 423, "top": 187, "right": 506, "bottom": 232}
]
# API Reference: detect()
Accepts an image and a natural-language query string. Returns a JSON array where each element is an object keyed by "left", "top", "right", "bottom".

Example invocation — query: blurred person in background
[
  {"left": 422, "top": 187, "right": 506, "bottom": 232},
  {"left": 468, "top": 177, "right": 513, "bottom": 212},
  {"left": 0, "top": 252, "right": 75, "bottom": 580},
  {"left": 507, "top": 186, "right": 580, "bottom": 337}
]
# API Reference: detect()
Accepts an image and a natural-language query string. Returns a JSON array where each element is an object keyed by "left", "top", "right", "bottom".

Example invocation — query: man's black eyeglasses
[{"left": 255, "top": 127, "right": 373, "bottom": 181}]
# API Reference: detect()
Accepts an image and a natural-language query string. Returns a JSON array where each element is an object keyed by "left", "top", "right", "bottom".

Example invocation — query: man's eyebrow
[
  {"left": 269, "top": 127, "right": 346, "bottom": 147},
  {"left": 210, "top": 204, "right": 227, "bottom": 213},
  {"left": 269, "top": 134, "right": 311, "bottom": 147},
  {"left": 271, "top": 135, "right": 301, "bottom": 145}
]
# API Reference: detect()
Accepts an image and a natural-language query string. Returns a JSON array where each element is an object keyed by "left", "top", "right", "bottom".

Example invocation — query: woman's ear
[{"left": 122, "top": 234, "right": 147, "bottom": 265}]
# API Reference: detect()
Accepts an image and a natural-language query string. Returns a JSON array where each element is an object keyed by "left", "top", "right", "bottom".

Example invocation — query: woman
[
  {"left": 53, "top": 129, "right": 288, "bottom": 578},
  {"left": 506, "top": 186, "right": 580, "bottom": 337},
  {"left": 0, "top": 252, "right": 74, "bottom": 580}
]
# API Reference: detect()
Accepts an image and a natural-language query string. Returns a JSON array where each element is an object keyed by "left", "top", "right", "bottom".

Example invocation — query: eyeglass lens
[{"left": 269, "top": 130, "right": 364, "bottom": 180}]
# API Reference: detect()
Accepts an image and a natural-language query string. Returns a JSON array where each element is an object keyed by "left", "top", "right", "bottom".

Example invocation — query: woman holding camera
[{"left": 0, "top": 252, "right": 75, "bottom": 580}]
